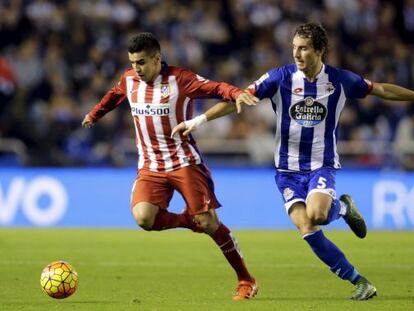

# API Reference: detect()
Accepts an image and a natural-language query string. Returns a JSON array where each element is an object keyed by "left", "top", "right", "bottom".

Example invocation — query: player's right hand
[
  {"left": 82, "top": 114, "right": 94, "bottom": 128},
  {"left": 235, "top": 92, "right": 259, "bottom": 113}
]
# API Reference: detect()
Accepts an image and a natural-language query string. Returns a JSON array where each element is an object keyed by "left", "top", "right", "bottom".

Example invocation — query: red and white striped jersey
[{"left": 88, "top": 63, "right": 244, "bottom": 172}]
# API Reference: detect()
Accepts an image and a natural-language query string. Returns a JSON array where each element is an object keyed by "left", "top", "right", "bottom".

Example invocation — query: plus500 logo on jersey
[{"left": 131, "top": 103, "right": 170, "bottom": 116}]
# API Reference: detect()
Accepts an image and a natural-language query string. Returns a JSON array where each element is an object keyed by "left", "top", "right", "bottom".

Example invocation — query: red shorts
[{"left": 130, "top": 164, "right": 221, "bottom": 215}]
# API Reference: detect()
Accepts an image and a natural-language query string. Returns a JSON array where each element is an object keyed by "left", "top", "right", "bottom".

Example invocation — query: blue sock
[
  {"left": 321, "top": 199, "right": 343, "bottom": 225},
  {"left": 303, "top": 230, "right": 359, "bottom": 282}
]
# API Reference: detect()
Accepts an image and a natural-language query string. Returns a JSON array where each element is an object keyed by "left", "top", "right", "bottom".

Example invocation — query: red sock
[
  {"left": 211, "top": 223, "right": 253, "bottom": 281},
  {"left": 151, "top": 210, "right": 188, "bottom": 231}
]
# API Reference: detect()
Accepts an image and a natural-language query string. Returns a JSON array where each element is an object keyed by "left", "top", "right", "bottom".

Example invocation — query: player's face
[
  {"left": 292, "top": 35, "right": 323, "bottom": 74},
  {"left": 129, "top": 51, "right": 161, "bottom": 82}
]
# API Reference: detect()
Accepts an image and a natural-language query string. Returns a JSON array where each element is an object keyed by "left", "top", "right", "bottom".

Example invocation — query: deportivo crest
[
  {"left": 160, "top": 84, "right": 170, "bottom": 98},
  {"left": 283, "top": 187, "right": 294, "bottom": 201},
  {"left": 289, "top": 96, "right": 327, "bottom": 128}
]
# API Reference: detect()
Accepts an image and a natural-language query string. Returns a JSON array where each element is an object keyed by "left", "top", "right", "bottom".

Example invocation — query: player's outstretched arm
[
  {"left": 370, "top": 82, "right": 414, "bottom": 101},
  {"left": 171, "top": 101, "right": 237, "bottom": 137},
  {"left": 81, "top": 114, "right": 94, "bottom": 128}
]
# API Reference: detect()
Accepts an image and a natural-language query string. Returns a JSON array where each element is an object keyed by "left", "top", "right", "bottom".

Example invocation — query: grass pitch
[{"left": 0, "top": 229, "right": 413, "bottom": 311}]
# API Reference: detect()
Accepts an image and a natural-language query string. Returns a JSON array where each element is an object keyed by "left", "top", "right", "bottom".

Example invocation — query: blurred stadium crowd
[{"left": 1, "top": 0, "right": 414, "bottom": 168}]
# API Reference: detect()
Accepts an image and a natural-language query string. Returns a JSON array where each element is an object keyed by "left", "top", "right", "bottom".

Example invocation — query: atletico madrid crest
[{"left": 161, "top": 84, "right": 170, "bottom": 98}]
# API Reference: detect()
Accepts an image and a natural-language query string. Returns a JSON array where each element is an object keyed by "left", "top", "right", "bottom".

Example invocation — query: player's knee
[
  {"left": 194, "top": 213, "right": 219, "bottom": 234},
  {"left": 194, "top": 215, "right": 209, "bottom": 230},
  {"left": 136, "top": 216, "right": 153, "bottom": 231},
  {"left": 307, "top": 209, "right": 328, "bottom": 225},
  {"left": 296, "top": 223, "right": 318, "bottom": 235},
  {"left": 132, "top": 204, "right": 157, "bottom": 231},
  {"left": 294, "top": 217, "right": 318, "bottom": 234}
]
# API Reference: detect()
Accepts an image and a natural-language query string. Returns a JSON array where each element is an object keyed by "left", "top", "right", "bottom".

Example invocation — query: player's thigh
[
  {"left": 307, "top": 167, "right": 337, "bottom": 199},
  {"left": 130, "top": 170, "right": 174, "bottom": 210},
  {"left": 306, "top": 167, "right": 336, "bottom": 218},
  {"left": 169, "top": 164, "right": 221, "bottom": 215},
  {"left": 288, "top": 202, "right": 319, "bottom": 235},
  {"left": 306, "top": 192, "right": 333, "bottom": 221},
  {"left": 275, "top": 170, "right": 308, "bottom": 214}
]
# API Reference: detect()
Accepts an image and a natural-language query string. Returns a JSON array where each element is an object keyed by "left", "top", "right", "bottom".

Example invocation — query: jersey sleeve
[
  {"left": 339, "top": 69, "right": 373, "bottom": 99},
  {"left": 246, "top": 68, "right": 282, "bottom": 100},
  {"left": 177, "top": 68, "right": 244, "bottom": 101},
  {"left": 88, "top": 73, "right": 127, "bottom": 122}
]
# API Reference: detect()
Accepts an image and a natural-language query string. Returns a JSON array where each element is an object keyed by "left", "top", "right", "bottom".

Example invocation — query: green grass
[{"left": 0, "top": 229, "right": 413, "bottom": 311}]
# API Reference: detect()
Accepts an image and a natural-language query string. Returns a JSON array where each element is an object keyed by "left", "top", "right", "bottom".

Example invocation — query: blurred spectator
[
  {"left": 0, "top": 0, "right": 413, "bottom": 168},
  {"left": 394, "top": 105, "right": 414, "bottom": 170},
  {"left": 0, "top": 55, "right": 16, "bottom": 152}
]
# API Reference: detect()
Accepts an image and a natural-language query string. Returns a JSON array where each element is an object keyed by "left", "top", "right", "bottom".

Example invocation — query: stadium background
[{"left": 1, "top": 0, "right": 414, "bottom": 230}]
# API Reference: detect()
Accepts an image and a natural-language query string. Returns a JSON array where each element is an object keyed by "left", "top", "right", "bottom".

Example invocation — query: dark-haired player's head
[
  {"left": 292, "top": 23, "right": 328, "bottom": 74},
  {"left": 128, "top": 33, "right": 161, "bottom": 82},
  {"left": 294, "top": 23, "right": 328, "bottom": 54},
  {"left": 128, "top": 33, "right": 161, "bottom": 55}
]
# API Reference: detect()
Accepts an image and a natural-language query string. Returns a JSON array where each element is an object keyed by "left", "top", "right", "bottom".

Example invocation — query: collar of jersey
[{"left": 296, "top": 63, "right": 325, "bottom": 81}]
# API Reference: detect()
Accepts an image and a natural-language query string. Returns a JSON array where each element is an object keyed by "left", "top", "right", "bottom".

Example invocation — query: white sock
[{"left": 339, "top": 200, "right": 348, "bottom": 216}]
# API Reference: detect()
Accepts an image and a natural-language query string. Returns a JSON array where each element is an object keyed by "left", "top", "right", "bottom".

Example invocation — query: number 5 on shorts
[{"left": 317, "top": 177, "right": 327, "bottom": 189}]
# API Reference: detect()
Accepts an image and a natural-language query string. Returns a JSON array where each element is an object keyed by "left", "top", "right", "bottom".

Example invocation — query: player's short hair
[
  {"left": 294, "top": 23, "right": 328, "bottom": 53},
  {"left": 128, "top": 32, "right": 161, "bottom": 55}
]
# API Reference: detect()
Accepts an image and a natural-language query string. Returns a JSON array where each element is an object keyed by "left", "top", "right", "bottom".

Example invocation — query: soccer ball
[{"left": 40, "top": 260, "right": 78, "bottom": 299}]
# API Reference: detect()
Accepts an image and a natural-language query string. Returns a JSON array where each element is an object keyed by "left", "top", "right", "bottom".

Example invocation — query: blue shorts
[{"left": 275, "top": 167, "right": 337, "bottom": 213}]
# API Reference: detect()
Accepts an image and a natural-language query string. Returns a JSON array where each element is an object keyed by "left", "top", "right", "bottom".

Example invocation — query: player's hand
[
  {"left": 235, "top": 92, "right": 259, "bottom": 113},
  {"left": 171, "top": 121, "right": 191, "bottom": 137},
  {"left": 171, "top": 115, "right": 207, "bottom": 138},
  {"left": 82, "top": 114, "right": 94, "bottom": 128}
]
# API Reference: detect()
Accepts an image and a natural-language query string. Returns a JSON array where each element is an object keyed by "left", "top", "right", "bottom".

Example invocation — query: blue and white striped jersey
[{"left": 248, "top": 63, "right": 372, "bottom": 172}]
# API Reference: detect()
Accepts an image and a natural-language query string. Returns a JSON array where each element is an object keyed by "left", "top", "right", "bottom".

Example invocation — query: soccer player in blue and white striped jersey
[{"left": 172, "top": 22, "right": 414, "bottom": 300}]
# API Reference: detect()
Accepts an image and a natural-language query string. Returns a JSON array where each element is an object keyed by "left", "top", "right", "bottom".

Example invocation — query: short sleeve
[
  {"left": 339, "top": 69, "right": 372, "bottom": 99},
  {"left": 247, "top": 68, "right": 282, "bottom": 100}
]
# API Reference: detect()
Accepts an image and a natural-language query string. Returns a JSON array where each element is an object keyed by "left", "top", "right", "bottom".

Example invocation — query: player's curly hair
[
  {"left": 128, "top": 32, "right": 161, "bottom": 55},
  {"left": 294, "top": 23, "right": 328, "bottom": 53}
]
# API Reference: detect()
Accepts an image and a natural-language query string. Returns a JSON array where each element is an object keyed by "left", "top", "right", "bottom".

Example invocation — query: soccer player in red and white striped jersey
[{"left": 82, "top": 33, "right": 258, "bottom": 300}]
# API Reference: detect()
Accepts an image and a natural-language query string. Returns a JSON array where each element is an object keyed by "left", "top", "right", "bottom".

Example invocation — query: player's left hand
[
  {"left": 171, "top": 114, "right": 207, "bottom": 138},
  {"left": 235, "top": 92, "right": 259, "bottom": 113}
]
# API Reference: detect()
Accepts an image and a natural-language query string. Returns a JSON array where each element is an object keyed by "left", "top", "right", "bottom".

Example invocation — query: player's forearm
[
  {"left": 181, "top": 102, "right": 236, "bottom": 133},
  {"left": 204, "top": 101, "right": 237, "bottom": 121},
  {"left": 209, "top": 81, "right": 244, "bottom": 102},
  {"left": 372, "top": 83, "right": 414, "bottom": 101},
  {"left": 88, "top": 89, "right": 125, "bottom": 121}
]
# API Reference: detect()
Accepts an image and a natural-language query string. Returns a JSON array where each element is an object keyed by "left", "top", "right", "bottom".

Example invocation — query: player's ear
[
  {"left": 153, "top": 52, "right": 161, "bottom": 64},
  {"left": 317, "top": 47, "right": 325, "bottom": 58}
]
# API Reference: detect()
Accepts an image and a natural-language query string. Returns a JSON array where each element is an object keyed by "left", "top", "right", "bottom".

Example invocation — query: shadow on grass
[
  {"left": 63, "top": 301, "right": 122, "bottom": 304},
  {"left": 256, "top": 294, "right": 413, "bottom": 302},
  {"left": 255, "top": 296, "right": 346, "bottom": 302}
]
